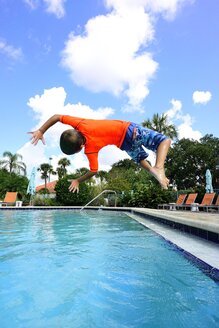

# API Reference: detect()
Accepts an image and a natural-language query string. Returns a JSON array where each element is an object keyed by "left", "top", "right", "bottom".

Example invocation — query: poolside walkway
[{"left": 131, "top": 208, "right": 219, "bottom": 234}]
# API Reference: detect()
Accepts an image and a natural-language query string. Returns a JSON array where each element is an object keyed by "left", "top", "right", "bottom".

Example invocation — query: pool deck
[
  {"left": 1, "top": 206, "right": 219, "bottom": 276},
  {"left": 131, "top": 207, "right": 219, "bottom": 234}
]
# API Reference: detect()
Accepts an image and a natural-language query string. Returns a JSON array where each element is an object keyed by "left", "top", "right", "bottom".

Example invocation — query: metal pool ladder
[{"left": 80, "top": 190, "right": 117, "bottom": 211}]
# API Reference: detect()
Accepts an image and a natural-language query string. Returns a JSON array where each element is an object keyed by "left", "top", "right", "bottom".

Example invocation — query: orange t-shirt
[{"left": 60, "top": 115, "right": 130, "bottom": 172}]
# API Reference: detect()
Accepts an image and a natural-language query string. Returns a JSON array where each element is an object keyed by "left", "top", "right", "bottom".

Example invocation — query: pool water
[{"left": 0, "top": 210, "right": 219, "bottom": 328}]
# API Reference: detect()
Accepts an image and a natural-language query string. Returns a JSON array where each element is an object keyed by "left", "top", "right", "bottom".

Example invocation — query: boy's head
[{"left": 60, "top": 129, "right": 85, "bottom": 155}]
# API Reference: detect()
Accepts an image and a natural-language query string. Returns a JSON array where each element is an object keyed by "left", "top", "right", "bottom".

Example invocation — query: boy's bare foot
[{"left": 149, "top": 166, "right": 169, "bottom": 190}]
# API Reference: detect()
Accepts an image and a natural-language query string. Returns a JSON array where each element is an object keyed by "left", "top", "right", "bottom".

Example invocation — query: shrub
[
  {"left": 127, "top": 184, "right": 175, "bottom": 208},
  {"left": 33, "top": 197, "right": 58, "bottom": 206},
  {"left": 55, "top": 174, "right": 93, "bottom": 206}
]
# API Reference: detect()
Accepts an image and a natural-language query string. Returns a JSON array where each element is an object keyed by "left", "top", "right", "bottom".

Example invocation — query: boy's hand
[
  {"left": 69, "top": 179, "right": 79, "bottom": 193},
  {"left": 28, "top": 130, "right": 45, "bottom": 145}
]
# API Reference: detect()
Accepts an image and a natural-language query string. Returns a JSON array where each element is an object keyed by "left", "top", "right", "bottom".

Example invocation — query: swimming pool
[{"left": 0, "top": 210, "right": 218, "bottom": 328}]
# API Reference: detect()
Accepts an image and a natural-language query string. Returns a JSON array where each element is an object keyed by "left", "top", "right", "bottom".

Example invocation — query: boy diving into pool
[{"left": 29, "top": 114, "right": 171, "bottom": 193}]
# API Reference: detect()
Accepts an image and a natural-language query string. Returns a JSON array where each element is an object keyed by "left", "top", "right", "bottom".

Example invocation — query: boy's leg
[{"left": 140, "top": 139, "right": 171, "bottom": 189}]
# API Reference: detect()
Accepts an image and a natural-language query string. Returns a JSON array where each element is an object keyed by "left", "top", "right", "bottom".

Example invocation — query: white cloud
[
  {"left": 27, "top": 87, "right": 114, "bottom": 147},
  {"left": 19, "top": 87, "right": 122, "bottom": 184},
  {"left": 177, "top": 116, "right": 202, "bottom": 140},
  {"left": 48, "top": 153, "right": 88, "bottom": 178},
  {"left": 99, "top": 146, "right": 129, "bottom": 169},
  {"left": 23, "top": 0, "right": 66, "bottom": 18},
  {"left": 165, "top": 99, "right": 182, "bottom": 121},
  {"left": 43, "top": 0, "right": 66, "bottom": 18},
  {"left": 23, "top": 0, "right": 39, "bottom": 10},
  {"left": 105, "top": 0, "right": 191, "bottom": 20},
  {"left": 165, "top": 99, "right": 202, "bottom": 140},
  {"left": 61, "top": 0, "right": 192, "bottom": 111},
  {"left": 192, "top": 90, "right": 212, "bottom": 105},
  {"left": 61, "top": 8, "right": 157, "bottom": 110},
  {"left": 17, "top": 142, "right": 49, "bottom": 186},
  {"left": 0, "top": 39, "right": 23, "bottom": 61}
]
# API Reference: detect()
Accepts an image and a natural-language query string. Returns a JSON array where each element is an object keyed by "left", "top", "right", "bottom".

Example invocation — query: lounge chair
[
  {"left": 158, "top": 194, "right": 187, "bottom": 210},
  {"left": 194, "top": 192, "right": 216, "bottom": 211},
  {"left": 0, "top": 192, "right": 18, "bottom": 207},
  {"left": 204, "top": 194, "right": 219, "bottom": 212},
  {"left": 176, "top": 193, "right": 198, "bottom": 210}
]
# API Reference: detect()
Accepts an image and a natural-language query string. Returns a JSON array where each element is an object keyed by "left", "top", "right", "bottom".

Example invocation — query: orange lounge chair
[
  {"left": 204, "top": 194, "right": 219, "bottom": 212},
  {"left": 196, "top": 193, "right": 216, "bottom": 211},
  {"left": 158, "top": 194, "right": 187, "bottom": 210},
  {"left": 176, "top": 193, "right": 198, "bottom": 210},
  {"left": 1, "top": 192, "right": 18, "bottom": 207}
]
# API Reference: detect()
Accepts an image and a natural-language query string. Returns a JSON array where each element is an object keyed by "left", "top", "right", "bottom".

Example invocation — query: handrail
[{"left": 80, "top": 190, "right": 117, "bottom": 211}]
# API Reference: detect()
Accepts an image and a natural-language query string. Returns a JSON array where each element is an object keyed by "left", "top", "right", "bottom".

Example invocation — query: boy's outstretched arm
[
  {"left": 29, "top": 114, "right": 61, "bottom": 145},
  {"left": 69, "top": 171, "right": 97, "bottom": 193}
]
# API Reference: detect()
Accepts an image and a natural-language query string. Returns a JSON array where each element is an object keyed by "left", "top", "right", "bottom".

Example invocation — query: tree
[
  {"left": 107, "top": 175, "right": 132, "bottom": 192},
  {"left": 142, "top": 113, "right": 178, "bottom": 139},
  {"left": 57, "top": 167, "right": 65, "bottom": 179},
  {"left": 75, "top": 167, "right": 90, "bottom": 175},
  {"left": 105, "top": 159, "right": 153, "bottom": 192},
  {"left": 75, "top": 167, "right": 95, "bottom": 187},
  {"left": 0, "top": 151, "right": 26, "bottom": 175},
  {"left": 57, "top": 157, "right": 71, "bottom": 178},
  {"left": 96, "top": 170, "right": 108, "bottom": 188},
  {"left": 38, "top": 163, "right": 56, "bottom": 189},
  {"left": 111, "top": 159, "right": 139, "bottom": 171},
  {"left": 0, "top": 169, "right": 28, "bottom": 199},
  {"left": 166, "top": 135, "right": 219, "bottom": 189},
  {"left": 96, "top": 170, "right": 108, "bottom": 182}
]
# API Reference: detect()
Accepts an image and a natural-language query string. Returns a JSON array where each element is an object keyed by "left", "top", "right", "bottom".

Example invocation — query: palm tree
[
  {"left": 0, "top": 151, "right": 26, "bottom": 175},
  {"left": 96, "top": 170, "right": 108, "bottom": 188},
  {"left": 57, "top": 157, "right": 71, "bottom": 179},
  {"left": 96, "top": 170, "right": 108, "bottom": 182},
  {"left": 75, "top": 167, "right": 94, "bottom": 186},
  {"left": 38, "top": 163, "right": 56, "bottom": 189},
  {"left": 75, "top": 167, "right": 89, "bottom": 176},
  {"left": 57, "top": 167, "right": 66, "bottom": 179},
  {"left": 142, "top": 113, "right": 178, "bottom": 139}
]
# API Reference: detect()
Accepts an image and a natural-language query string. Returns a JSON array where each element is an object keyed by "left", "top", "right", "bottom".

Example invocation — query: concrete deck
[{"left": 131, "top": 208, "right": 219, "bottom": 234}]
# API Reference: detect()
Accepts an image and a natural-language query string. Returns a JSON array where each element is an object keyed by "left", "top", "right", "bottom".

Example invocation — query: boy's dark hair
[{"left": 60, "top": 129, "right": 85, "bottom": 155}]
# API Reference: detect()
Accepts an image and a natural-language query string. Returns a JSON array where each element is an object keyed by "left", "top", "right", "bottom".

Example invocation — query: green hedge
[
  {"left": 117, "top": 185, "right": 175, "bottom": 208},
  {"left": 55, "top": 174, "right": 93, "bottom": 206}
]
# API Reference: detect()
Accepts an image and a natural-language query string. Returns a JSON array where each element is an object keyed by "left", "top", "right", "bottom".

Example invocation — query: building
[{"left": 36, "top": 180, "right": 57, "bottom": 198}]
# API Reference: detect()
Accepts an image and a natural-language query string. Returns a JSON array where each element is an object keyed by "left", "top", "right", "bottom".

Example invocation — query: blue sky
[{"left": 0, "top": 0, "right": 218, "bottom": 180}]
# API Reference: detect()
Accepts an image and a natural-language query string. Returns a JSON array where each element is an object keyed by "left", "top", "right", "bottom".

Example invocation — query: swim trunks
[{"left": 121, "top": 123, "right": 168, "bottom": 164}]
